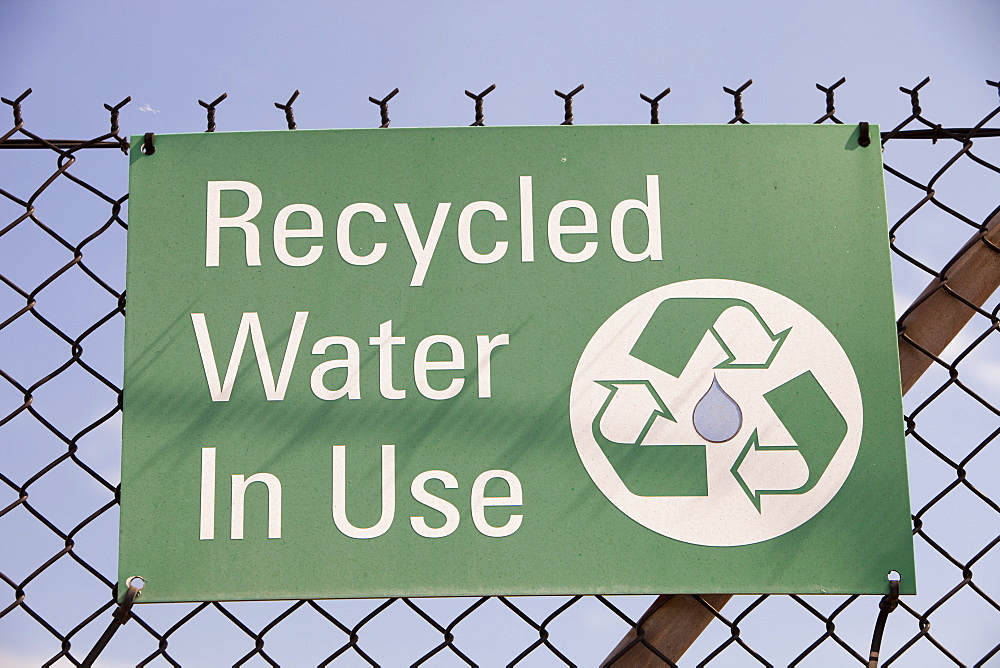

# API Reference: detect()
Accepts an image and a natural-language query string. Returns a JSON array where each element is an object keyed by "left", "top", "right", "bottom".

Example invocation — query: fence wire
[{"left": 1, "top": 79, "right": 999, "bottom": 667}]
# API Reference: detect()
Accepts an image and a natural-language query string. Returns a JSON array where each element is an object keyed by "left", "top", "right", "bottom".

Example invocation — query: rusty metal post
[{"left": 898, "top": 205, "right": 1000, "bottom": 394}]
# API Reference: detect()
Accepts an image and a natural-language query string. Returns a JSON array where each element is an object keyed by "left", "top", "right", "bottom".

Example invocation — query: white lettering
[
  {"left": 611, "top": 175, "right": 662, "bottom": 262},
  {"left": 331, "top": 444, "right": 396, "bottom": 539},
  {"left": 310, "top": 336, "right": 361, "bottom": 400},
  {"left": 191, "top": 311, "right": 308, "bottom": 401},
  {"left": 519, "top": 176, "right": 534, "bottom": 262},
  {"left": 368, "top": 320, "right": 406, "bottom": 400},
  {"left": 200, "top": 447, "right": 216, "bottom": 540},
  {"left": 410, "top": 470, "right": 460, "bottom": 538},
  {"left": 458, "top": 201, "right": 508, "bottom": 264},
  {"left": 203, "top": 174, "right": 668, "bottom": 275},
  {"left": 206, "top": 180, "right": 262, "bottom": 267},
  {"left": 230, "top": 472, "right": 282, "bottom": 539},
  {"left": 395, "top": 202, "right": 451, "bottom": 287},
  {"left": 274, "top": 203, "right": 323, "bottom": 266},
  {"left": 476, "top": 334, "right": 509, "bottom": 398},
  {"left": 414, "top": 335, "right": 465, "bottom": 400},
  {"left": 337, "top": 203, "right": 387, "bottom": 266},
  {"left": 471, "top": 470, "right": 523, "bottom": 537},
  {"left": 548, "top": 200, "right": 598, "bottom": 263}
]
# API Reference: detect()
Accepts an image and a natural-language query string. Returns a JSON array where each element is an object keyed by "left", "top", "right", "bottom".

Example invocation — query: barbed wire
[{"left": 2, "top": 79, "right": 999, "bottom": 666}]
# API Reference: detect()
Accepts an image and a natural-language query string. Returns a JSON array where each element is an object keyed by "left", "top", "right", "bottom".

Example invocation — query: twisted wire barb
[
  {"left": 102, "top": 96, "right": 131, "bottom": 153},
  {"left": 198, "top": 93, "right": 227, "bottom": 132},
  {"left": 900, "top": 76, "right": 931, "bottom": 117},
  {"left": 369, "top": 88, "right": 399, "bottom": 128},
  {"left": 640, "top": 88, "right": 670, "bottom": 124},
  {"left": 815, "top": 77, "right": 846, "bottom": 124},
  {"left": 274, "top": 90, "right": 299, "bottom": 130},
  {"left": 103, "top": 97, "right": 130, "bottom": 136},
  {"left": 1, "top": 88, "right": 31, "bottom": 126},
  {"left": 554, "top": 84, "right": 584, "bottom": 125},
  {"left": 465, "top": 84, "right": 495, "bottom": 126},
  {"left": 723, "top": 79, "right": 752, "bottom": 124}
]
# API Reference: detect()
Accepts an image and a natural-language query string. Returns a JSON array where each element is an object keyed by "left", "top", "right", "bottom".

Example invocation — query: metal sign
[{"left": 120, "top": 125, "right": 914, "bottom": 602}]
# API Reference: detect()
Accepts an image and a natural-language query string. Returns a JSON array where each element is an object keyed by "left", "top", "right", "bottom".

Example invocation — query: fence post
[{"left": 898, "top": 204, "right": 1000, "bottom": 394}]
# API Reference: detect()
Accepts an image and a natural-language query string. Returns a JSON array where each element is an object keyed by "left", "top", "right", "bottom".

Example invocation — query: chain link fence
[{"left": 1, "top": 79, "right": 999, "bottom": 667}]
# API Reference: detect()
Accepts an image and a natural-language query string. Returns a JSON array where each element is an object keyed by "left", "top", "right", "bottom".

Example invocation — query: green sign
[{"left": 121, "top": 125, "right": 915, "bottom": 602}]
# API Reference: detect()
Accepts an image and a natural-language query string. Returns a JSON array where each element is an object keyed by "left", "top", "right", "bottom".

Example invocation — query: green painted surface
[
  {"left": 632, "top": 298, "right": 789, "bottom": 377},
  {"left": 765, "top": 371, "right": 849, "bottom": 495},
  {"left": 592, "top": 380, "right": 707, "bottom": 497},
  {"left": 120, "top": 125, "right": 914, "bottom": 602}
]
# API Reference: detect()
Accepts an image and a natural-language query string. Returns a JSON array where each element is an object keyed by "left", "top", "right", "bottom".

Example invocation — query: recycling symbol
[{"left": 569, "top": 279, "right": 863, "bottom": 546}]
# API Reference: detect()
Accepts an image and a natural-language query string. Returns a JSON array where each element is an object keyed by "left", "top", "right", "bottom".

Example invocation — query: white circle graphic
[{"left": 570, "top": 279, "right": 863, "bottom": 546}]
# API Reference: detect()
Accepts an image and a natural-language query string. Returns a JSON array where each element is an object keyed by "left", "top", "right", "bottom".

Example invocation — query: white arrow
[
  {"left": 597, "top": 380, "right": 673, "bottom": 445},
  {"left": 732, "top": 430, "right": 809, "bottom": 511},
  {"left": 712, "top": 305, "right": 788, "bottom": 367}
]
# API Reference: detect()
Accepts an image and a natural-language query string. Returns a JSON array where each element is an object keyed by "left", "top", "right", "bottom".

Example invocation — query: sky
[
  {"left": 2, "top": 1, "right": 1000, "bottom": 666},
  {"left": 4, "top": 0, "right": 1000, "bottom": 134}
]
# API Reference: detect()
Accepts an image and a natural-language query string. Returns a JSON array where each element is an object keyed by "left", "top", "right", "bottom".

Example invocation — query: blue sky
[
  {"left": 5, "top": 0, "right": 1000, "bottom": 134},
  {"left": 2, "top": 1, "right": 1000, "bottom": 666}
]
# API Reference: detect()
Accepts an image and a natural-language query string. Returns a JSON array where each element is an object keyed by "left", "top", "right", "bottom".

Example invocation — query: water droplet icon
[{"left": 693, "top": 375, "right": 743, "bottom": 443}]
